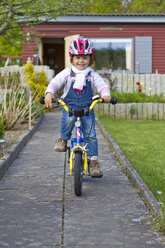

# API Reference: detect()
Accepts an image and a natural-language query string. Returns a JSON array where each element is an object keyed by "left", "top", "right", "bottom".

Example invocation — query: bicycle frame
[
  {"left": 57, "top": 97, "right": 103, "bottom": 177},
  {"left": 69, "top": 117, "right": 88, "bottom": 176}
]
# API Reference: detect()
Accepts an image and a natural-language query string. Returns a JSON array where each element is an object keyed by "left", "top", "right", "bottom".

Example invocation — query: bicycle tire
[{"left": 74, "top": 151, "right": 83, "bottom": 196}]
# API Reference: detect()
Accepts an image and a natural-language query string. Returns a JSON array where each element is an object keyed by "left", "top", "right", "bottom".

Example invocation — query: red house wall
[{"left": 23, "top": 22, "right": 165, "bottom": 73}]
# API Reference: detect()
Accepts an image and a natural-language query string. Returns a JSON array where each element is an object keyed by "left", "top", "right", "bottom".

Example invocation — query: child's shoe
[
  {"left": 54, "top": 137, "right": 67, "bottom": 152},
  {"left": 90, "top": 160, "right": 103, "bottom": 178}
]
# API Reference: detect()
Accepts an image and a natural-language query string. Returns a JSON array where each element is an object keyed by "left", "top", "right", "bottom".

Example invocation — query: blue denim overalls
[{"left": 60, "top": 69, "right": 98, "bottom": 157}]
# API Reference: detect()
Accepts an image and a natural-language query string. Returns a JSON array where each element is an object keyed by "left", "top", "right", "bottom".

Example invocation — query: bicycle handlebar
[{"left": 40, "top": 96, "right": 117, "bottom": 115}]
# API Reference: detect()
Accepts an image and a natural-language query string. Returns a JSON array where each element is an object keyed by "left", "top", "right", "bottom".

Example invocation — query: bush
[
  {"left": 25, "top": 62, "right": 48, "bottom": 99},
  {"left": 0, "top": 116, "right": 4, "bottom": 139},
  {"left": 111, "top": 91, "right": 165, "bottom": 103}
]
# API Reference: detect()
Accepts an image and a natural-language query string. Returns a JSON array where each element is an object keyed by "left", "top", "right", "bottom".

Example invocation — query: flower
[
  {"left": 138, "top": 217, "right": 142, "bottom": 224},
  {"left": 149, "top": 87, "right": 152, "bottom": 91},
  {"left": 137, "top": 82, "right": 143, "bottom": 92},
  {"left": 157, "top": 191, "right": 163, "bottom": 195},
  {"left": 157, "top": 202, "right": 163, "bottom": 206}
]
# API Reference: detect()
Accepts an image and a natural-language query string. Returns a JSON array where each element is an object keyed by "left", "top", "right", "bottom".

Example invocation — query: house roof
[{"left": 49, "top": 13, "right": 165, "bottom": 24}]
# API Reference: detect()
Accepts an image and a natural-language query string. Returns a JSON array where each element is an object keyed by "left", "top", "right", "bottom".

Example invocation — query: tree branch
[
  {"left": 0, "top": 9, "right": 14, "bottom": 34},
  {"left": 0, "top": 0, "right": 86, "bottom": 35}
]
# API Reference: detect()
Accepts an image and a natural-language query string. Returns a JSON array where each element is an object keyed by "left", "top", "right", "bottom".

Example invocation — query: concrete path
[{"left": 0, "top": 112, "right": 164, "bottom": 248}]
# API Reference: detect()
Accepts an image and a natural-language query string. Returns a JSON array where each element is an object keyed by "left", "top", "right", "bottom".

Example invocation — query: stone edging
[
  {"left": 96, "top": 102, "right": 165, "bottom": 120},
  {"left": 96, "top": 117, "right": 161, "bottom": 218},
  {"left": 0, "top": 114, "right": 44, "bottom": 179}
]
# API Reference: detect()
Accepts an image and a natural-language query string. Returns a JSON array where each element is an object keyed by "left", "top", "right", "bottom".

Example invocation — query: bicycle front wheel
[{"left": 74, "top": 151, "right": 83, "bottom": 196}]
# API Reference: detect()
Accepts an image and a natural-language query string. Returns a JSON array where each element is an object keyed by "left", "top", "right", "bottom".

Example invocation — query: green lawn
[{"left": 98, "top": 115, "right": 165, "bottom": 205}]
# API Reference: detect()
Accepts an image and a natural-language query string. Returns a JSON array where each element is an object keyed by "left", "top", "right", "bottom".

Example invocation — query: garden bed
[{"left": 0, "top": 122, "right": 29, "bottom": 159}]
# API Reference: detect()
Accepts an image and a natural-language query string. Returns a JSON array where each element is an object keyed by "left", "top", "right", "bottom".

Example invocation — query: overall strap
[{"left": 70, "top": 69, "right": 75, "bottom": 77}]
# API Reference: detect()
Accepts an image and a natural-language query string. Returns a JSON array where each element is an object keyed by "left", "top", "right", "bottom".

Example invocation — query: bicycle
[{"left": 40, "top": 95, "right": 117, "bottom": 196}]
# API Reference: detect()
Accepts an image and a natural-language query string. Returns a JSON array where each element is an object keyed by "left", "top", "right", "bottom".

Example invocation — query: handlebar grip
[
  {"left": 110, "top": 97, "right": 117, "bottom": 105},
  {"left": 40, "top": 96, "right": 45, "bottom": 104},
  {"left": 100, "top": 97, "right": 117, "bottom": 104},
  {"left": 39, "top": 96, "right": 56, "bottom": 105}
]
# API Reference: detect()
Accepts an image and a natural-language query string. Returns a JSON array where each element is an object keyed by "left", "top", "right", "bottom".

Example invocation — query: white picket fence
[{"left": 105, "top": 73, "right": 165, "bottom": 96}]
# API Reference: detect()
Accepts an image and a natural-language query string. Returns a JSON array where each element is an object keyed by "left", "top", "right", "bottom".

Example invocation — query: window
[{"left": 90, "top": 38, "right": 133, "bottom": 73}]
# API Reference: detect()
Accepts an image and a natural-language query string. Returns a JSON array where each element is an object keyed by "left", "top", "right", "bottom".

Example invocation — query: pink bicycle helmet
[{"left": 69, "top": 37, "right": 94, "bottom": 57}]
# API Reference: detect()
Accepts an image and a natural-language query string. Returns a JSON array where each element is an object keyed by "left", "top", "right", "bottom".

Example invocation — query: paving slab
[
  {"left": 0, "top": 112, "right": 164, "bottom": 248},
  {"left": 0, "top": 202, "right": 62, "bottom": 247}
]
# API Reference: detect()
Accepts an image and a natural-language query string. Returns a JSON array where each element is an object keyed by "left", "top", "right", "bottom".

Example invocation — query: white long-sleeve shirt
[{"left": 45, "top": 68, "right": 110, "bottom": 98}]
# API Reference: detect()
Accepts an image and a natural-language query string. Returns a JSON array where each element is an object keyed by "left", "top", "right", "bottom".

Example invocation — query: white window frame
[{"left": 90, "top": 38, "right": 134, "bottom": 74}]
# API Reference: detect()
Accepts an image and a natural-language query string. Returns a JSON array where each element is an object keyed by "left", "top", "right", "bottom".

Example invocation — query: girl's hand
[
  {"left": 45, "top": 93, "right": 54, "bottom": 108},
  {"left": 103, "top": 95, "right": 111, "bottom": 103}
]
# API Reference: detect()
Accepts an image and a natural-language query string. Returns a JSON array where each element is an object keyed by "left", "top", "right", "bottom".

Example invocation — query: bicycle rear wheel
[{"left": 74, "top": 151, "right": 83, "bottom": 196}]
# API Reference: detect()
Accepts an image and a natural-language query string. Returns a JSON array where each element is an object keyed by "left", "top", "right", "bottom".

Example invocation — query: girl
[{"left": 45, "top": 37, "right": 111, "bottom": 177}]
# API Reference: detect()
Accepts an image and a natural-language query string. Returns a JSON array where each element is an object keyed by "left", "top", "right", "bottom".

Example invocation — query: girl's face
[{"left": 72, "top": 55, "right": 91, "bottom": 70}]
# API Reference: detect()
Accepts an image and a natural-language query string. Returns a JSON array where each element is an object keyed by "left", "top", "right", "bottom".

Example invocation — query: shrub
[
  {"left": 111, "top": 90, "right": 165, "bottom": 103},
  {"left": 24, "top": 62, "right": 48, "bottom": 99},
  {"left": 0, "top": 116, "right": 4, "bottom": 139}
]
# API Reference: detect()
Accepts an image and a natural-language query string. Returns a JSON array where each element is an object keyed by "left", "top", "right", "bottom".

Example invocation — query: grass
[{"left": 97, "top": 115, "right": 165, "bottom": 206}]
